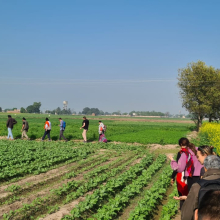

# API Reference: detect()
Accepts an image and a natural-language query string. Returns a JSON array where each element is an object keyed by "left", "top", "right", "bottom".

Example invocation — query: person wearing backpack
[
  {"left": 42, "top": 118, "right": 51, "bottom": 141},
  {"left": 21, "top": 117, "right": 29, "bottom": 139},
  {"left": 180, "top": 155, "right": 220, "bottom": 220},
  {"left": 6, "top": 115, "right": 17, "bottom": 140},
  {"left": 58, "top": 118, "right": 68, "bottom": 142}
]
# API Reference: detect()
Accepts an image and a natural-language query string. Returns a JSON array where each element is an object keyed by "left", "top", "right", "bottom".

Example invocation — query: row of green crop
[
  {"left": 2, "top": 153, "right": 143, "bottom": 219},
  {"left": 0, "top": 142, "right": 94, "bottom": 181},
  {"left": 91, "top": 155, "right": 167, "bottom": 220},
  {"left": 62, "top": 154, "right": 162, "bottom": 219},
  {"left": 128, "top": 165, "right": 172, "bottom": 219},
  {"left": 1, "top": 152, "right": 119, "bottom": 205},
  {"left": 159, "top": 184, "right": 179, "bottom": 220},
  {"left": 0, "top": 139, "right": 148, "bottom": 183}
]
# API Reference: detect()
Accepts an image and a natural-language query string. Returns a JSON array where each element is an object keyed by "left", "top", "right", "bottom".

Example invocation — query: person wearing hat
[
  {"left": 42, "top": 118, "right": 52, "bottom": 141},
  {"left": 21, "top": 117, "right": 29, "bottom": 139},
  {"left": 6, "top": 115, "right": 17, "bottom": 140}
]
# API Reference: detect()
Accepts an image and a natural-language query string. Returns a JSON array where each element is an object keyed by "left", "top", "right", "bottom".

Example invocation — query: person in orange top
[{"left": 42, "top": 118, "right": 51, "bottom": 141}]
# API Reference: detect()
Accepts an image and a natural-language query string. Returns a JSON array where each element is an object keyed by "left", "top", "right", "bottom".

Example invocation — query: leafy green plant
[
  {"left": 5, "top": 184, "right": 21, "bottom": 192},
  {"left": 159, "top": 185, "right": 179, "bottom": 220}
]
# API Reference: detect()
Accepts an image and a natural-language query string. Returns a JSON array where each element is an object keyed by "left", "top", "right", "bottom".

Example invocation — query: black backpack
[
  {"left": 24, "top": 121, "right": 29, "bottom": 130},
  {"left": 197, "top": 178, "right": 220, "bottom": 208}
]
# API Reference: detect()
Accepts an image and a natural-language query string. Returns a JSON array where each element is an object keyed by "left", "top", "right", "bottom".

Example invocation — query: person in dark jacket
[{"left": 6, "top": 115, "right": 17, "bottom": 140}]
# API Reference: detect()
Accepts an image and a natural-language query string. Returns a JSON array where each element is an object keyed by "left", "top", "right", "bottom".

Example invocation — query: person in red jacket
[{"left": 42, "top": 118, "right": 51, "bottom": 141}]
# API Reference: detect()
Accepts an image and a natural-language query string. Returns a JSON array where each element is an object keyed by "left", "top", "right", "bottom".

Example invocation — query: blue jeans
[{"left": 7, "top": 128, "right": 13, "bottom": 139}]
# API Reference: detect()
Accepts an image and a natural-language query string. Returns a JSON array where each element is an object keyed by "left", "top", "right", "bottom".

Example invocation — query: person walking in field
[
  {"left": 42, "top": 118, "right": 51, "bottom": 141},
  {"left": 6, "top": 115, "right": 17, "bottom": 140},
  {"left": 58, "top": 118, "right": 68, "bottom": 141},
  {"left": 80, "top": 116, "right": 89, "bottom": 142},
  {"left": 21, "top": 117, "right": 29, "bottom": 139}
]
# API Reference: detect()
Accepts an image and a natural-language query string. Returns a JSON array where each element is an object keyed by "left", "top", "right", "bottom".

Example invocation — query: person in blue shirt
[{"left": 58, "top": 118, "right": 68, "bottom": 142}]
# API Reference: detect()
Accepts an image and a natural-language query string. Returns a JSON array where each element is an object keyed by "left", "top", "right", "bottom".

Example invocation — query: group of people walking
[
  {"left": 6, "top": 115, "right": 107, "bottom": 142},
  {"left": 169, "top": 137, "right": 220, "bottom": 220}
]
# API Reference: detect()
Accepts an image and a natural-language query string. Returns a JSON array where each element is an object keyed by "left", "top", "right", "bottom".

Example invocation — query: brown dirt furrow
[
  {"left": 148, "top": 144, "right": 178, "bottom": 151},
  {"left": 0, "top": 161, "right": 78, "bottom": 198},
  {"left": 83, "top": 117, "right": 193, "bottom": 124},
  {"left": 173, "top": 211, "right": 181, "bottom": 220},
  {"left": 39, "top": 190, "right": 94, "bottom": 220}
]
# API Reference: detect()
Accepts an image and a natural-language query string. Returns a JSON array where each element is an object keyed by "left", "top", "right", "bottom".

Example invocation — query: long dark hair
[{"left": 178, "top": 137, "right": 197, "bottom": 155}]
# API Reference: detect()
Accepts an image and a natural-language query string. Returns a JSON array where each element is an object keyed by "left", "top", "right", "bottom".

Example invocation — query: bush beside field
[{"left": 200, "top": 122, "right": 220, "bottom": 154}]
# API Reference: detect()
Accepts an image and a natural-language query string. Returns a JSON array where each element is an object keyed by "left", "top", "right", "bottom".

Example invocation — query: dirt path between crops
[{"left": 81, "top": 117, "right": 194, "bottom": 124}]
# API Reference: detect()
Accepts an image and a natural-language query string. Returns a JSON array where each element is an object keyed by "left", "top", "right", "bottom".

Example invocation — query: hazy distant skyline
[{"left": 1, "top": 1, "right": 220, "bottom": 114}]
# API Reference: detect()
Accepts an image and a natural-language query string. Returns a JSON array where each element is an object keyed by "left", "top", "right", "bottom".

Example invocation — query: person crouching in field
[
  {"left": 6, "top": 115, "right": 17, "bottom": 140},
  {"left": 42, "top": 118, "right": 51, "bottom": 141},
  {"left": 58, "top": 118, "right": 68, "bottom": 142},
  {"left": 21, "top": 117, "right": 29, "bottom": 140}
]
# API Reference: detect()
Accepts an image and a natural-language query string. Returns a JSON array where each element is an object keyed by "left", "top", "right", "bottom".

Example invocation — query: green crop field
[
  {"left": 0, "top": 113, "right": 193, "bottom": 219},
  {"left": 0, "top": 113, "right": 194, "bottom": 144},
  {"left": 0, "top": 140, "right": 180, "bottom": 220}
]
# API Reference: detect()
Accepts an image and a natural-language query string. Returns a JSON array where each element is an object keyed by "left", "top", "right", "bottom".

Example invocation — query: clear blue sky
[{"left": 0, "top": 0, "right": 219, "bottom": 114}]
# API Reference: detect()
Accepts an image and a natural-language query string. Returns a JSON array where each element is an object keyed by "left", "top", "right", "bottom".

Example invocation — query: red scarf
[{"left": 180, "top": 148, "right": 194, "bottom": 177}]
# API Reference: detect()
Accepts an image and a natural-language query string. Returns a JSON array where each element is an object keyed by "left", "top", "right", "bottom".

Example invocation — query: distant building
[
  {"left": 92, "top": 113, "right": 96, "bottom": 116},
  {"left": 7, "top": 109, "right": 20, "bottom": 113}
]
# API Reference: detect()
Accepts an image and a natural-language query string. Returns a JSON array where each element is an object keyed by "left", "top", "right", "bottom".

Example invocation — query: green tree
[
  {"left": 26, "top": 102, "right": 41, "bottom": 113},
  {"left": 20, "top": 107, "right": 26, "bottom": 113},
  {"left": 0, "top": 107, "right": 2, "bottom": 112},
  {"left": 26, "top": 105, "right": 34, "bottom": 113},
  {"left": 178, "top": 61, "right": 220, "bottom": 131},
  {"left": 55, "top": 107, "right": 62, "bottom": 115},
  {"left": 82, "top": 107, "right": 90, "bottom": 115}
]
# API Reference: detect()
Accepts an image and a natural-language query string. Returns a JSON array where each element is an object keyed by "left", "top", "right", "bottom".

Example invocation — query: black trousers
[
  {"left": 59, "top": 130, "right": 67, "bottom": 140},
  {"left": 178, "top": 190, "right": 184, "bottom": 210},
  {"left": 187, "top": 176, "right": 200, "bottom": 191},
  {"left": 42, "top": 130, "right": 51, "bottom": 140}
]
